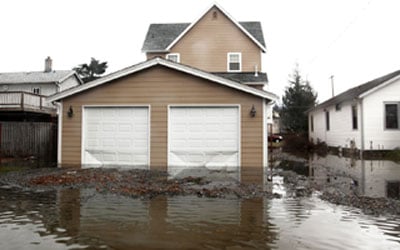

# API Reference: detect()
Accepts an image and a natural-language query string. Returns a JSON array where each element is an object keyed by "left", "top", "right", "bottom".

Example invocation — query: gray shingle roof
[
  {"left": 142, "top": 21, "right": 266, "bottom": 52},
  {"left": 310, "top": 69, "right": 400, "bottom": 111},
  {"left": 239, "top": 22, "right": 266, "bottom": 48},
  {"left": 213, "top": 72, "right": 268, "bottom": 83},
  {"left": 0, "top": 70, "right": 76, "bottom": 84}
]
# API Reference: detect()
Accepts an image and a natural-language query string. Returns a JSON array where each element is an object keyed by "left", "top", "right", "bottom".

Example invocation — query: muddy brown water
[{"left": 1, "top": 154, "right": 400, "bottom": 249}]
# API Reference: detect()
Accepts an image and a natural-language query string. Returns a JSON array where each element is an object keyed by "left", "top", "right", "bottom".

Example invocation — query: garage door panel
[
  {"left": 83, "top": 107, "right": 149, "bottom": 168},
  {"left": 169, "top": 107, "right": 239, "bottom": 179}
]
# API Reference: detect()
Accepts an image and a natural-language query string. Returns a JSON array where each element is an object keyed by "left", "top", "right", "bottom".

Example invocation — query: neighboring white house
[
  {"left": 308, "top": 69, "right": 400, "bottom": 151},
  {"left": 0, "top": 57, "right": 82, "bottom": 96}
]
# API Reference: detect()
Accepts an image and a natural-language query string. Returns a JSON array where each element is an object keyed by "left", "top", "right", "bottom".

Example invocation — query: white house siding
[
  {"left": 2, "top": 83, "right": 57, "bottom": 96},
  {"left": 309, "top": 100, "right": 361, "bottom": 149},
  {"left": 60, "top": 76, "right": 80, "bottom": 91},
  {"left": 309, "top": 153, "right": 400, "bottom": 198},
  {"left": 362, "top": 78, "right": 400, "bottom": 150}
]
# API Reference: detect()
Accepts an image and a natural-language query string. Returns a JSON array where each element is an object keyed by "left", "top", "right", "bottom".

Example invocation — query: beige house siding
[
  {"left": 146, "top": 6, "right": 262, "bottom": 72},
  {"left": 61, "top": 66, "right": 264, "bottom": 174}
]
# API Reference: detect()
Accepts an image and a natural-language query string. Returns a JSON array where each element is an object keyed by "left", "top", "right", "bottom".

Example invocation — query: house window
[
  {"left": 166, "top": 53, "right": 180, "bottom": 63},
  {"left": 310, "top": 115, "right": 314, "bottom": 132},
  {"left": 227, "top": 52, "right": 241, "bottom": 72},
  {"left": 352, "top": 105, "right": 358, "bottom": 130},
  {"left": 385, "top": 103, "right": 399, "bottom": 129},
  {"left": 33, "top": 87, "right": 40, "bottom": 95},
  {"left": 325, "top": 111, "right": 330, "bottom": 131}
]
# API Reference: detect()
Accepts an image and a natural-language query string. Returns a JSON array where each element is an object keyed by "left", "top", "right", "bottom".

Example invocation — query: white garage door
[
  {"left": 168, "top": 107, "right": 239, "bottom": 177},
  {"left": 83, "top": 107, "right": 149, "bottom": 168}
]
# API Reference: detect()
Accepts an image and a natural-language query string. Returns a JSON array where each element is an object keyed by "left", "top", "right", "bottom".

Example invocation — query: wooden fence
[{"left": 0, "top": 122, "right": 57, "bottom": 163}]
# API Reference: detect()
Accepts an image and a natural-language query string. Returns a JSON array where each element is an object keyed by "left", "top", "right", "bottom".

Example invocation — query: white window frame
[
  {"left": 384, "top": 102, "right": 400, "bottom": 130},
  {"left": 227, "top": 52, "right": 242, "bottom": 72},
  {"left": 166, "top": 53, "right": 180, "bottom": 63}
]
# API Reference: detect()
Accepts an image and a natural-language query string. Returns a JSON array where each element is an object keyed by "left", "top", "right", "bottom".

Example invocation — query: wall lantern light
[
  {"left": 250, "top": 105, "right": 256, "bottom": 117},
  {"left": 67, "top": 106, "right": 74, "bottom": 118}
]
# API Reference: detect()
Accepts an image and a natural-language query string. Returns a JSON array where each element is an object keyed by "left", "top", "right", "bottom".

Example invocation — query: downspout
[
  {"left": 359, "top": 98, "right": 366, "bottom": 195},
  {"left": 52, "top": 101, "right": 62, "bottom": 167},
  {"left": 359, "top": 98, "right": 365, "bottom": 157}
]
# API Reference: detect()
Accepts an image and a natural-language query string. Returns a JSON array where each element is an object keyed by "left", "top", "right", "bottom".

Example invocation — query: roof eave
[
  {"left": 359, "top": 74, "right": 400, "bottom": 99},
  {"left": 48, "top": 58, "right": 278, "bottom": 103}
]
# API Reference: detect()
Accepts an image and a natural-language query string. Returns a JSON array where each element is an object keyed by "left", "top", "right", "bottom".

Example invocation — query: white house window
[
  {"left": 227, "top": 52, "right": 241, "bottom": 72},
  {"left": 166, "top": 53, "right": 180, "bottom": 63},
  {"left": 385, "top": 103, "right": 399, "bottom": 129},
  {"left": 352, "top": 105, "right": 358, "bottom": 130},
  {"left": 33, "top": 87, "right": 41, "bottom": 95},
  {"left": 325, "top": 111, "right": 330, "bottom": 131}
]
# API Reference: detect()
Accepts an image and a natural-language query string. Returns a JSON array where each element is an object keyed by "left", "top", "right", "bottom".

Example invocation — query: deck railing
[{"left": 0, "top": 92, "right": 55, "bottom": 113}]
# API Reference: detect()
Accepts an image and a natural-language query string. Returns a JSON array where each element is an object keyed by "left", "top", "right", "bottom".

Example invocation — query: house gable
[
  {"left": 143, "top": 4, "right": 266, "bottom": 73},
  {"left": 168, "top": 5, "right": 262, "bottom": 72},
  {"left": 166, "top": 4, "right": 266, "bottom": 52}
]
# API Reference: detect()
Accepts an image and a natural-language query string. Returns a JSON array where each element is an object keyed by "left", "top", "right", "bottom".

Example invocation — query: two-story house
[
  {"left": 48, "top": 4, "right": 278, "bottom": 183},
  {"left": 0, "top": 57, "right": 82, "bottom": 121}
]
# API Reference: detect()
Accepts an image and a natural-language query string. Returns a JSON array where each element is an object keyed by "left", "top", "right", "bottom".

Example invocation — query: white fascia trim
[
  {"left": 48, "top": 58, "right": 278, "bottom": 102},
  {"left": 165, "top": 3, "right": 266, "bottom": 52},
  {"left": 47, "top": 59, "right": 159, "bottom": 102},
  {"left": 359, "top": 74, "right": 400, "bottom": 99}
]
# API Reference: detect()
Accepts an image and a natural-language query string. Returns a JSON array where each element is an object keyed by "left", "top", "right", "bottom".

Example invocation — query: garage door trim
[
  {"left": 81, "top": 105, "right": 151, "bottom": 168},
  {"left": 167, "top": 104, "right": 241, "bottom": 173}
]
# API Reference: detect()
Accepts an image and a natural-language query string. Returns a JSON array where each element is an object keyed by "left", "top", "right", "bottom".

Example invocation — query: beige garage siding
[{"left": 61, "top": 66, "right": 264, "bottom": 176}]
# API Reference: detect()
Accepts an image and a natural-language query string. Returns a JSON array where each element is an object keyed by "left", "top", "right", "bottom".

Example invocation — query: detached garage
[{"left": 48, "top": 58, "right": 277, "bottom": 183}]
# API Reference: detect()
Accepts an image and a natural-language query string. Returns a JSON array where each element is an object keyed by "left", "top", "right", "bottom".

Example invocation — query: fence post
[{"left": 21, "top": 92, "right": 24, "bottom": 110}]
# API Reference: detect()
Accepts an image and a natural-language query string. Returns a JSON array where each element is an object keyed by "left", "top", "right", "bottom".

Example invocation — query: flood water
[{"left": 1, "top": 154, "right": 400, "bottom": 249}]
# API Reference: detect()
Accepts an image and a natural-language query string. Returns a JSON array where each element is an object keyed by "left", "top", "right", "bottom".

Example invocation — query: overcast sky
[{"left": 1, "top": 0, "right": 399, "bottom": 103}]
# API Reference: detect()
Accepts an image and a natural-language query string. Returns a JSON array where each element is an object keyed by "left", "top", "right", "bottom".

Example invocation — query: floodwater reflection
[
  {"left": 1, "top": 186, "right": 400, "bottom": 249},
  {"left": 309, "top": 153, "right": 400, "bottom": 199}
]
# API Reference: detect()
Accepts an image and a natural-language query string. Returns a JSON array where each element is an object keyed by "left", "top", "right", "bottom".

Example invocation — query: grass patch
[
  {"left": 0, "top": 166, "right": 31, "bottom": 173},
  {"left": 385, "top": 148, "right": 400, "bottom": 162}
]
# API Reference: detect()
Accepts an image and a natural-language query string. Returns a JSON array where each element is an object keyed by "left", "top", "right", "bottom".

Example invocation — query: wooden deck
[{"left": 0, "top": 92, "right": 56, "bottom": 115}]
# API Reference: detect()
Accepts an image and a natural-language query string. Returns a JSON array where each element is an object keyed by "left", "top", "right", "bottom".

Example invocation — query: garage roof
[{"left": 47, "top": 57, "right": 278, "bottom": 102}]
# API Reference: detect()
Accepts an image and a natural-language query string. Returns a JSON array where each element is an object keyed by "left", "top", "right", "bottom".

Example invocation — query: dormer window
[
  {"left": 227, "top": 52, "right": 241, "bottom": 72},
  {"left": 166, "top": 53, "right": 180, "bottom": 63}
]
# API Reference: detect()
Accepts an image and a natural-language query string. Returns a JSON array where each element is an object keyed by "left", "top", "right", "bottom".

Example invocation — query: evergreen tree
[
  {"left": 73, "top": 58, "right": 108, "bottom": 83},
  {"left": 281, "top": 65, "right": 317, "bottom": 134}
]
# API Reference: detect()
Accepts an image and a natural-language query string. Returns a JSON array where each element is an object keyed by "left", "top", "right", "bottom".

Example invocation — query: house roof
[
  {"left": 48, "top": 57, "right": 278, "bottom": 102},
  {"left": 0, "top": 70, "right": 81, "bottom": 85},
  {"left": 213, "top": 72, "right": 268, "bottom": 84},
  {"left": 309, "top": 69, "right": 400, "bottom": 112},
  {"left": 142, "top": 4, "right": 266, "bottom": 52}
]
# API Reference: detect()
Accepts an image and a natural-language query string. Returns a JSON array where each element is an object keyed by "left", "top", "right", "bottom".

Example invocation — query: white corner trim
[{"left": 56, "top": 101, "right": 63, "bottom": 165}]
